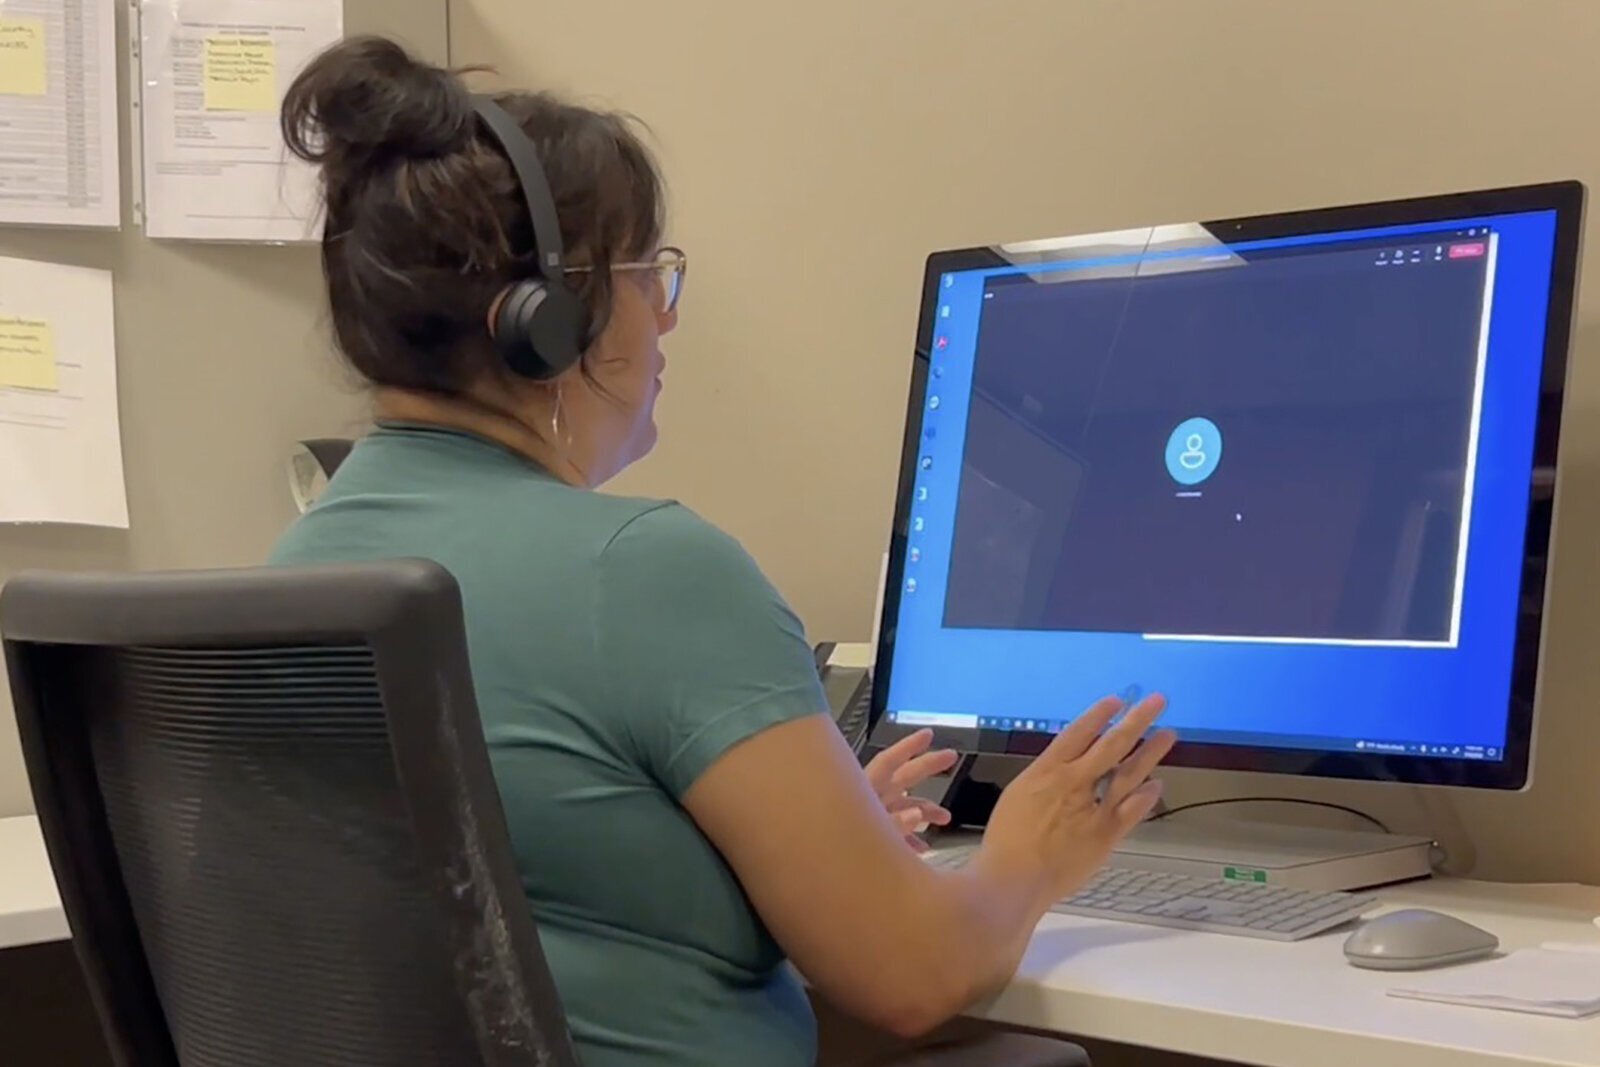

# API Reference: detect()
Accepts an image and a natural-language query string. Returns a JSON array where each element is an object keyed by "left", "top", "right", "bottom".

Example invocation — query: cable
[{"left": 1149, "top": 797, "right": 1392, "bottom": 835}]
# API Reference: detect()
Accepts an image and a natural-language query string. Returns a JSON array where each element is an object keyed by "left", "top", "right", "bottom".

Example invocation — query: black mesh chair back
[{"left": 2, "top": 561, "right": 579, "bottom": 1067}]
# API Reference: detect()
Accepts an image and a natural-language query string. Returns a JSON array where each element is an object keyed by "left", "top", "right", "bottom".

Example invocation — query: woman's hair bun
[{"left": 282, "top": 35, "right": 475, "bottom": 168}]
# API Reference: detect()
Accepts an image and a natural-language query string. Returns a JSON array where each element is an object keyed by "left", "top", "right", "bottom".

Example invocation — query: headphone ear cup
[
  {"left": 494, "top": 282, "right": 589, "bottom": 380},
  {"left": 524, "top": 285, "right": 590, "bottom": 379}
]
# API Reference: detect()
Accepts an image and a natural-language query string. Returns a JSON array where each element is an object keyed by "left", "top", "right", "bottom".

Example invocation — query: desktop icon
[
  {"left": 920, "top": 455, "right": 933, "bottom": 470},
  {"left": 943, "top": 274, "right": 954, "bottom": 289},
  {"left": 913, "top": 517, "right": 925, "bottom": 532},
  {"left": 909, "top": 547, "right": 921, "bottom": 563},
  {"left": 935, "top": 335, "right": 950, "bottom": 351},
  {"left": 929, "top": 395, "right": 941, "bottom": 410},
  {"left": 1165, "top": 417, "right": 1223, "bottom": 486},
  {"left": 940, "top": 305, "right": 951, "bottom": 318},
  {"left": 916, "top": 487, "right": 929, "bottom": 501},
  {"left": 905, "top": 578, "right": 917, "bottom": 594}
]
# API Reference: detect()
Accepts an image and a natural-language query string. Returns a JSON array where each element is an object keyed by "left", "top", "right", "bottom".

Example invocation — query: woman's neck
[{"left": 372, "top": 388, "right": 590, "bottom": 488}]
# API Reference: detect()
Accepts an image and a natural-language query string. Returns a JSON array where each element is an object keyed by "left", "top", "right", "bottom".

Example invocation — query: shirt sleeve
[{"left": 594, "top": 502, "right": 828, "bottom": 798}]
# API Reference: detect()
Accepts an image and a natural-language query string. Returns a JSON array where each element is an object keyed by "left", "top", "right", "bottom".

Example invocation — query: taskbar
[{"left": 889, "top": 711, "right": 1505, "bottom": 762}]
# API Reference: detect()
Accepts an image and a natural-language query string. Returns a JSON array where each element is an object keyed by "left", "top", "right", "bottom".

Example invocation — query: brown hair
[{"left": 281, "top": 36, "right": 664, "bottom": 394}]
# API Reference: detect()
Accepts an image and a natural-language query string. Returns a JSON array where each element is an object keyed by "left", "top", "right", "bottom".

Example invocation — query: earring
[{"left": 549, "top": 386, "right": 572, "bottom": 450}]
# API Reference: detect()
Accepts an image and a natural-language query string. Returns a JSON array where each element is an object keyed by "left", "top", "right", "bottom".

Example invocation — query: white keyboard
[{"left": 925, "top": 845, "right": 1378, "bottom": 942}]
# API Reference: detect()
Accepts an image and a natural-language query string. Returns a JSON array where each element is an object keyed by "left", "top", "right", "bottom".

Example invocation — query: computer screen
[{"left": 872, "top": 183, "right": 1583, "bottom": 790}]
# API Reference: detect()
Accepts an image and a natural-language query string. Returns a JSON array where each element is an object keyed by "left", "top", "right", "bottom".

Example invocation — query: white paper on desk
[
  {"left": 136, "top": 0, "right": 342, "bottom": 242},
  {"left": 1388, "top": 947, "right": 1600, "bottom": 1019},
  {"left": 0, "top": 255, "right": 127, "bottom": 527},
  {"left": 0, "top": 0, "right": 121, "bottom": 228}
]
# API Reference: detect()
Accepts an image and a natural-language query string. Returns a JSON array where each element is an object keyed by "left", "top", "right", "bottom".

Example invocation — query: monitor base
[
  {"left": 902, "top": 755, "right": 1434, "bottom": 892},
  {"left": 1110, "top": 819, "right": 1435, "bottom": 891}
]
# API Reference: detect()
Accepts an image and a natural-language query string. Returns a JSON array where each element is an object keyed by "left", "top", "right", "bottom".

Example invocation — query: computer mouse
[{"left": 1343, "top": 908, "right": 1500, "bottom": 971}]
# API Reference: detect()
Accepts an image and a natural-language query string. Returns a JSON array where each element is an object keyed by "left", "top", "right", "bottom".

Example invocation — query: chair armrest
[{"left": 874, "top": 1031, "right": 1090, "bottom": 1067}]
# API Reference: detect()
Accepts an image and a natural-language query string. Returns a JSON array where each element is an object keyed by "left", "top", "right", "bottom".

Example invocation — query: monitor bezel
[{"left": 868, "top": 180, "right": 1585, "bottom": 792}]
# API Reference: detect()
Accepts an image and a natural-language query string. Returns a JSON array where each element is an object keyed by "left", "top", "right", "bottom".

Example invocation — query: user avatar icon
[
  {"left": 1179, "top": 434, "right": 1207, "bottom": 470},
  {"left": 1165, "top": 417, "right": 1223, "bottom": 486}
]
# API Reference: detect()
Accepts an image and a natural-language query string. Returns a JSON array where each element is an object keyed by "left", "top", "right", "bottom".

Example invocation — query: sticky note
[
  {"left": 203, "top": 35, "right": 276, "bottom": 112},
  {"left": 0, "top": 315, "right": 59, "bottom": 391},
  {"left": 0, "top": 18, "right": 47, "bottom": 97}
]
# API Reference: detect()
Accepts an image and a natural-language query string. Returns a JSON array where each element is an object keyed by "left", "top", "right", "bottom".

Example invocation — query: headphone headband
[
  {"left": 471, "top": 95, "right": 565, "bottom": 278},
  {"left": 469, "top": 95, "right": 589, "bottom": 380}
]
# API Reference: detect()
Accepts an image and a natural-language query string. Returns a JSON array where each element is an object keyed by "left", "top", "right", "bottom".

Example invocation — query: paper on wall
[
  {"left": 0, "top": 0, "right": 121, "bottom": 228},
  {"left": 136, "top": 0, "right": 342, "bottom": 242},
  {"left": 0, "top": 255, "right": 127, "bottom": 527}
]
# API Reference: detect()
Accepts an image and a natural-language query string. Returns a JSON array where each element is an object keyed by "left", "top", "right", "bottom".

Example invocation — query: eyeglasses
[{"left": 566, "top": 246, "right": 687, "bottom": 316}]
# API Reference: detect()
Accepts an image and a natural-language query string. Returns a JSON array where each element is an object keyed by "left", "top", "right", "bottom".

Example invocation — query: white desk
[
  {"left": 982, "top": 877, "right": 1600, "bottom": 1067},
  {"left": 7, "top": 810, "right": 1600, "bottom": 1067},
  {"left": 0, "top": 814, "right": 66, "bottom": 949}
]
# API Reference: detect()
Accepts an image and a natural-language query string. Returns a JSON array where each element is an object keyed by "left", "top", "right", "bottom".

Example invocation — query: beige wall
[
  {"left": 0, "top": 2, "right": 450, "bottom": 815},
  {"left": 452, "top": 0, "right": 1600, "bottom": 883}
]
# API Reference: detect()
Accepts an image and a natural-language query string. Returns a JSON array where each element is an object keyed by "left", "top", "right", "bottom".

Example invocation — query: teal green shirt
[{"left": 269, "top": 425, "right": 826, "bottom": 1067}]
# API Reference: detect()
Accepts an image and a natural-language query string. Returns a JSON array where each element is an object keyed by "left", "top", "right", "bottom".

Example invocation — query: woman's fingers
[
  {"left": 864, "top": 728, "right": 935, "bottom": 792},
  {"left": 1112, "top": 779, "right": 1167, "bottom": 834},
  {"left": 1080, "top": 695, "right": 1168, "bottom": 777},
  {"left": 890, "top": 799, "right": 951, "bottom": 831},
  {"left": 890, "top": 747, "right": 960, "bottom": 793},
  {"left": 1100, "top": 729, "right": 1178, "bottom": 809},
  {"left": 1037, "top": 695, "right": 1125, "bottom": 765}
]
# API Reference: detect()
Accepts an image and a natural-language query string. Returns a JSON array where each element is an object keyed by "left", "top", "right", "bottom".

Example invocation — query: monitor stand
[
  {"left": 1111, "top": 819, "right": 1435, "bottom": 891},
  {"left": 924, "top": 755, "right": 1434, "bottom": 892}
]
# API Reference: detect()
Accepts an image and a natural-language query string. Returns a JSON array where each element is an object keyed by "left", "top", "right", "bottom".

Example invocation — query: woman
[{"left": 271, "top": 36, "right": 1175, "bottom": 1067}]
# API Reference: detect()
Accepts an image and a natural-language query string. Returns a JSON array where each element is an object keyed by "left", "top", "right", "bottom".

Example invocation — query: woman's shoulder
[{"left": 597, "top": 496, "right": 761, "bottom": 580}]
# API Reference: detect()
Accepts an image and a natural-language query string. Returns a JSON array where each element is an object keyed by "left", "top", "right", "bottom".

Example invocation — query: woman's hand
[
  {"left": 682, "top": 700, "right": 1174, "bottom": 1040},
  {"left": 977, "top": 693, "right": 1176, "bottom": 906},
  {"left": 863, "top": 728, "right": 959, "bottom": 851}
]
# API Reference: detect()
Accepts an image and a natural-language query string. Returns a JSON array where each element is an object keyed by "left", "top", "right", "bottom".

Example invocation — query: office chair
[
  {"left": 2, "top": 561, "right": 1087, "bottom": 1067},
  {"left": 3, "top": 561, "right": 578, "bottom": 1067}
]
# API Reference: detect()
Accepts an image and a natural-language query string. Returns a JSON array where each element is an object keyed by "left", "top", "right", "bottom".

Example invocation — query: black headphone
[{"left": 471, "top": 96, "right": 591, "bottom": 380}]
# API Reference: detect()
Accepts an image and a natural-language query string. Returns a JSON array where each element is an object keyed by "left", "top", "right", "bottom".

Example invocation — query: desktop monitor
[{"left": 870, "top": 182, "right": 1584, "bottom": 791}]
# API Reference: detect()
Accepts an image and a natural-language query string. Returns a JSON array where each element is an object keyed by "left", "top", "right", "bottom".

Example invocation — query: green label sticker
[{"left": 1223, "top": 866, "right": 1268, "bottom": 883}]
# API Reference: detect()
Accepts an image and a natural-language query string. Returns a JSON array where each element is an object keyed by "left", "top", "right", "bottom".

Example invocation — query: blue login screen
[{"left": 888, "top": 211, "right": 1559, "bottom": 758}]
